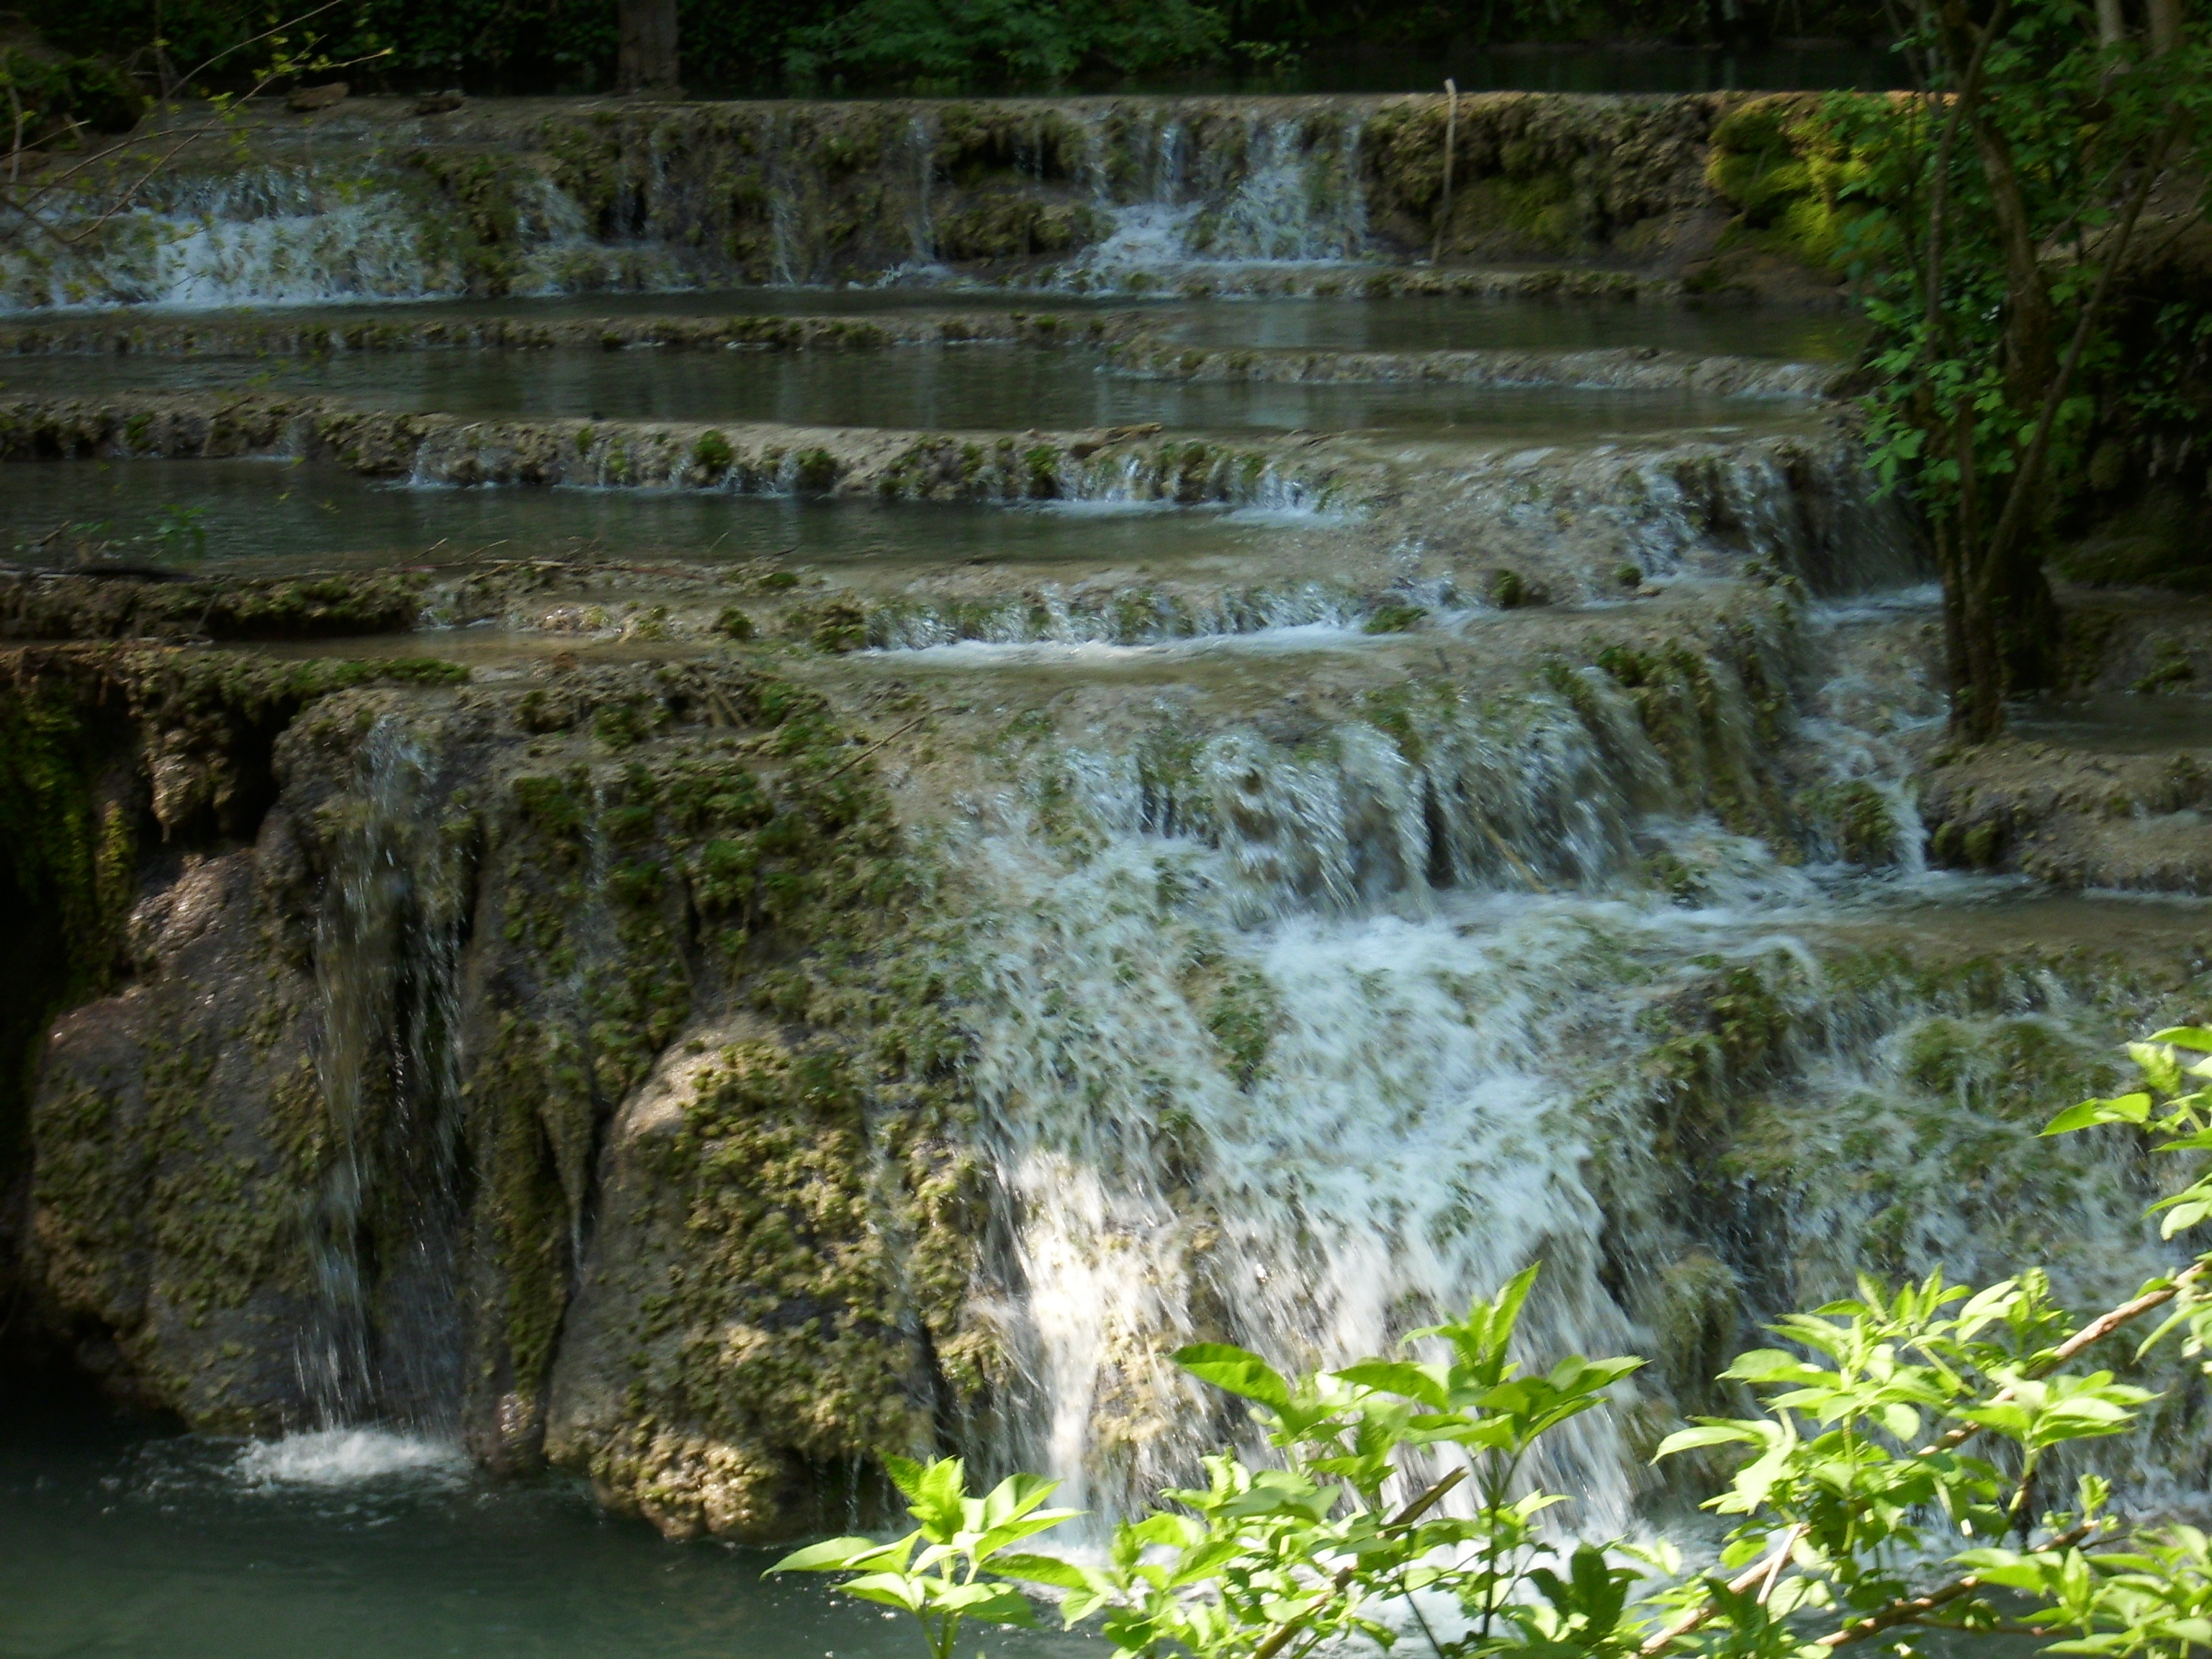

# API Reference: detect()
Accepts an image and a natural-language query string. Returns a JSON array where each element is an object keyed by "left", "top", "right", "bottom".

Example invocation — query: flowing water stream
[{"left": 4, "top": 94, "right": 2208, "bottom": 1654}]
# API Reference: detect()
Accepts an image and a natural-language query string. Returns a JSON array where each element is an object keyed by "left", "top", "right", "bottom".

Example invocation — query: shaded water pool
[
  {"left": 0, "top": 458, "right": 1292, "bottom": 572},
  {"left": 0, "top": 1405, "right": 1093, "bottom": 1659},
  {"left": 2010, "top": 693, "right": 2212, "bottom": 755}
]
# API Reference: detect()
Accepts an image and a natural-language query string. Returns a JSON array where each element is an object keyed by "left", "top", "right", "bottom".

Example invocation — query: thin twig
[
  {"left": 1815, "top": 1522, "right": 2097, "bottom": 1647},
  {"left": 1249, "top": 1470, "right": 1470, "bottom": 1659},
  {"left": 1753, "top": 1525, "right": 1800, "bottom": 1605},
  {"left": 1921, "top": 1255, "right": 2209, "bottom": 1456},
  {"left": 172, "top": 0, "right": 353, "bottom": 91},
  {"left": 34, "top": 49, "right": 385, "bottom": 246},
  {"left": 3, "top": 0, "right": 381, "bottom": 243},
  {"left": 817, "top": 714, "right": 930, "bottom": 784},
  {"left": 1918, "top": 0, "right": 2007, "bottom": 387},
  {"left": 1637, "top": 1524, "right": 1808, "bottom": 1655}
]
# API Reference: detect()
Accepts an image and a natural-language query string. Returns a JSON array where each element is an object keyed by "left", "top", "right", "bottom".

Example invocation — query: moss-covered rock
[
  {"left": 1362, "top": 92, "right": 1726, "bottom": 267},
  {"left": 7, "top": 645, "right": 986, "bottom": 1527},
  {"left": 1699, "top": 94, "right": 1879, "bottom": 276},
  {"left": 1, "top": 571, "right": 426, "bottom": 642}
]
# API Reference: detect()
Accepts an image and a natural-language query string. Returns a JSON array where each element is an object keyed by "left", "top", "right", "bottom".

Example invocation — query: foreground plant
[
  {"left": 768, "top": 1455, "right": 1083, "bottom": 1659},
  {"left": 775, "top": 1028, "right": 2212, "bottom": 1659}
]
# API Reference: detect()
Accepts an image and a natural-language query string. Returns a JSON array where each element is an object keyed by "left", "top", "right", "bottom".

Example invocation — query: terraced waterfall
[{"left": 1, "top": 86, "right": 2208, "bottom": 1654}]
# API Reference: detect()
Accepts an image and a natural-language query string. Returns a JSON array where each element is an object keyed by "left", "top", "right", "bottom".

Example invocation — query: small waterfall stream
[{"left": 301, "top": 718, "right": 472, "bottom": 1431}]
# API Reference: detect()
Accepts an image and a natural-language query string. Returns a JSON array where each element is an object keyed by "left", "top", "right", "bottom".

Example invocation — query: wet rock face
[
  {"left": 5, "top": 646, "right": 984, "bottom": 1533},
  {"left": 0, "top": 570, "right": 425, "bottom": 642},
  {"left": 0, "top": 143, "right": 2205, "bottom": 1530},
  {"left": 0, "top": 392, "right": 1367, "bottom": 511},
  {"left": 0, "top": 91, "right": 1796, "bottom": 310},
  {"left": 0, "top": 307, "right": 1147, "bottom": 359},
  {"left": 4, "top": 554, "right": 2210, "bottom": 1539},
  {"left": 1921, "top": 741, "right": 2212, "bottom": 891},
  {"left": 1912, "top": 595, "right": 2212, "bottom": 891},
  {"left": 33, "top": 845, "right": 322, "bottom": 1426},
  {"left": 1363, "top": 93, "right": 1730, "bottom": 267},
  {"left": 522, "top": 94, "right": 1738, "bottom": 285}
]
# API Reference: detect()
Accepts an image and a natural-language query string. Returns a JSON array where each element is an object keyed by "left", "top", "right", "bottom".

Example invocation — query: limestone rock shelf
[{"left": 4, "top": 122, "right": 2209, "bottom": 1545}]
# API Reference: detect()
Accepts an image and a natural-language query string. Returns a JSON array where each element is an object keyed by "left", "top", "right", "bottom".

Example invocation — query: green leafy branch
[
  {"left": 768, "top": 1455, "right": 1082, "bottom": 1659},
  {"left": 773, "top": 1033, "right": 2212, "bottom": 1659}
]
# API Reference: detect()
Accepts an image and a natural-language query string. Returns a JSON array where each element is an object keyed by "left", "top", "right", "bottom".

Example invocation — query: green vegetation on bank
[
  {"left": 1695, "top": 1, "right": 2212, "bottom": 737},
  {"left": 779, "top": 1032, "right": 2212, "bottom": 1659},
  {"left": 9, "top": 0, "right": 1897, "bottom": 96}
]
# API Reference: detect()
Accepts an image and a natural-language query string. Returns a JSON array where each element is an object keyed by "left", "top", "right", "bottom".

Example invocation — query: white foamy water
[
  {"left": 923, "top": 589, "right": 2206, "bottom": 1534},
  {"left": 0, "top": 163, "right": 688, "bottom": 314},
  {"left": 1048, "top": 115, "right": 1374, "bottom": 295},
  {"left": 232, "top": 1428, "right": 469, "bottom": 1488}
]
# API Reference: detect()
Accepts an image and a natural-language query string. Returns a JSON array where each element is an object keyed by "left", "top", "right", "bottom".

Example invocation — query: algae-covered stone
[{"left": 6, "top": 646, "right": 988, "bottom": 1532}]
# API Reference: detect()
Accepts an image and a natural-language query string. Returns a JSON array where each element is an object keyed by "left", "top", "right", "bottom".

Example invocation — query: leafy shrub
[
  {"left": 783, "top": 0, "right": 1227, "bottom": 89},
  {"left": 782, "top": 1032, "right": 2212, "bottom": 1659}
]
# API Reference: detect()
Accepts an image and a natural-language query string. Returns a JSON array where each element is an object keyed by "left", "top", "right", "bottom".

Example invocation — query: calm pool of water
[
  {"left": 2011, "top": 693, "right": 2212, "bottom": 755},
  {"left": 0, "top": 1403, "right": 1095, "bottom": 1659},
  {"left": 0, "top": 457, "right": 1293, "bottom": 573}
]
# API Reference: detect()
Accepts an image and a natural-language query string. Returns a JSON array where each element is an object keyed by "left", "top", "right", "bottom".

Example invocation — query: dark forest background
[{"left": 7, "top": 0, "right": 1901, "bottom": 100}]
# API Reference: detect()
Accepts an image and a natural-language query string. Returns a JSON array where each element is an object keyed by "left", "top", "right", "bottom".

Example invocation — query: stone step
[{"left": 0, "top": 344, "right": 1831, "bottom": 440}]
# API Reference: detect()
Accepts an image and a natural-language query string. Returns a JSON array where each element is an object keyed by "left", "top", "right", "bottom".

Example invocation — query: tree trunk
[
  {"left": 1943, "top": 405, "right": 2011, "bottom": 742},
  {"left": 1969, "top": 122, "right": 2060, "bottom": 402},
  {"left": 2147, "top": 0, "right": 2183, "bottom": 52},
  {"left": 617, "top": 0, "right": 680, "bottom": 95}
]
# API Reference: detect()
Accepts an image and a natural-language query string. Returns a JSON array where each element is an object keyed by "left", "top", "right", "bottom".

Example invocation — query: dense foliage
[
  {"left": 778, "top": 1029, "right": 2212, "bottom": 1659},
  {"left": 12, "top": 0, "right": 1897, "bottom": 94},
  {"left": 0, "top": 46, "right": 144, "bottom": 143},
  {"left": 1819, "top": 0, "right": 2212, "bottom": 738}
]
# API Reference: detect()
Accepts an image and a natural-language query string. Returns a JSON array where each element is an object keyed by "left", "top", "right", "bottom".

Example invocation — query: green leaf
[
  {"left": 2150, "top": 1027, "right": 2212, "bottom": 1052},
  {"left": 843, "top": 1575, "right": 928, "bottom": 1614},
  {"left": 1653, "top": 1424, "right": 1760, "bottom": 1461},
  {"left": 2043, "top": 1094, "right": 2151, "bottom": 1136},
  {"left": 1333, "top": 1360, "right": 1448, "bottom": 1407},
  {"left": 932, "top": 1583, "right": 1039, "bottom": 1625},
  {"left": 766, "top": 1535, "right": 885, "bottom": 1573},
  {"left": 2159, "top": 1197, "right": 2212, "bottom": 1238},
  {"left": 980, "top": 1471, "right": 1063, "bottom": 1529},
  {"left": 881, "top": 1454, "right": 928, "bottom": 1501},
  {"left": 1722, "top": 1348, "right": 1819, "bottom": 1382},
  {"left": 1491, "top": 1262, "right": 1541, "bottom": 1340},
  {"left": 1172, "top": 1344, "right": 1292, "bottom": 1411},
  {"left": 911, "top": 1457, "right": 968, "bottom": 1535},
  {"left": 988, "top": 1553, "right": 1093, "bottom": 1591},
  {"left": 975, "top": 1511, "right": 1083, "bottom": 1558},
  {"left": 2128, "top": 1041, "right": 2185, "bottom": 1096}
]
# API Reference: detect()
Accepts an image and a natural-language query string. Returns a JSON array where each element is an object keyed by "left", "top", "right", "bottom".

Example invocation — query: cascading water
[
  {"left": 8, "top": 86, "right": 2206, "bottom": 1592},
  {"left": 1061, "top": 112, "right": 1374, "bottom": 292},
  {"left": 916, "top": 587, "right": 2203, "bottom": 1533},
  {"left": 300, "top": 716, "right": 472, "bottom": 1430},
  {"left": 0, "top": 155, "right": 690, "bottom": 313},
  {"left": 0, "top": 168, "right": 439, "bottom": 312},
  {"left": 906, "top": 114, "right": 942, "bottom": 272},
  {"left": 0, "top": 99, "right": 1394, "bottom": 313}
]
